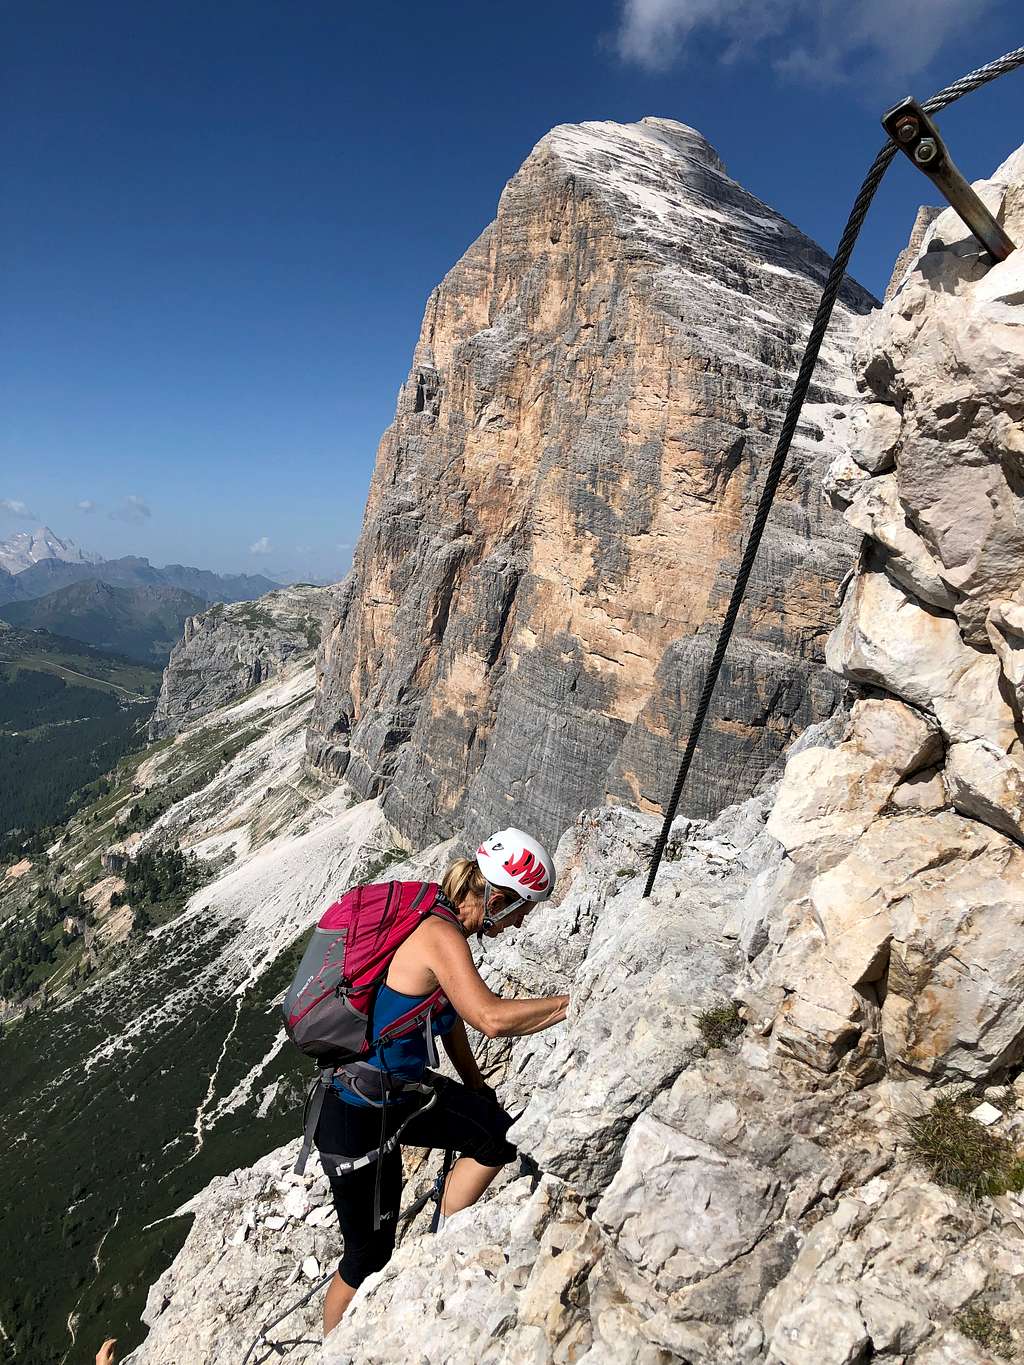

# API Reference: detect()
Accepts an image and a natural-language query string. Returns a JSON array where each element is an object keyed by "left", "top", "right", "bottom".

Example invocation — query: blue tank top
[{"left": 334, "top": 984, "right": 458, "bottom": 1107}]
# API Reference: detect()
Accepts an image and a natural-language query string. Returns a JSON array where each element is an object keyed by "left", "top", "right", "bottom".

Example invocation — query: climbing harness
[
  {"left": 316, "top": 1077, "right": 439, "bottom": 1228},
  {"left": 644, "top": 43, "right": 1024, "bottom": 898}
]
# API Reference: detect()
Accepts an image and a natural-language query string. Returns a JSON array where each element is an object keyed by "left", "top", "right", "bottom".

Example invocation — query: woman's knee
[
  {"left": 338, "top": 1231, "right": 395, "bottom": 1289},
  {"left": 462, "top": 1095, "right": 518, "bottom": 1168},
  {"left": 469, "top": 1131, "right": 517, "bottom": 1168}
]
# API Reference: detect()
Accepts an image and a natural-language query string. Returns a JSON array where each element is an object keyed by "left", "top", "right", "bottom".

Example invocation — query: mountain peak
[
  {"left": 539, "top": 115, "right": 728, "bottom": 186},
  {"left": 0, "top": 525, "right": 101, "bottom": 575}
]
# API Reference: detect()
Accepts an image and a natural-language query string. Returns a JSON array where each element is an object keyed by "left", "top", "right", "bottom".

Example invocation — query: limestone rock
[
  {"left": 749, "top": 148, "right": 1024, "bottom": 1083},
  {"left": 987, "top": 597, "right": 1024, "bottom": 716},
  {"left": 883, "top": 204, "right": 942, "bottom": 303},
  {"left": 823, "top": 448, "right": 870, "bottom": 510},
  {"left": 887, "top": 765, "right": 946, "bottom": 814},
  {"left": 848, "top": 400, "right": 901, "bottom": 474},
  {"left": 595, "top": 1116, "right": 784, "bottom": 1293},
  {"left": 857, "top": 166, "right": 1024, "bottom": 647},
  {"left": 150, "top": 584, "right": 332, "bottom": 739},
  {"left": 945, "top": 737, "right": 1024, "bottom": 842},
  {"left": 765, "top": 698, "right": 939, "bottom": 870},
  {"left": 827, "top": 559, "right": 1017, "bottom": 751},
  {"left": 123, "top": 1145, "right": 338, "bottom": 1364},
  {"left": 307, "top": 117, "right": 873, "bottom": 850},
  {"left": 843, "top": 473, "right": 957, "bottom": 609},
  {"left": 761, "top": 1173, "right": 1020, "bottom": 1365},
  {"left": 504, "top": 810, "right": 749, "bottom": 1197}
]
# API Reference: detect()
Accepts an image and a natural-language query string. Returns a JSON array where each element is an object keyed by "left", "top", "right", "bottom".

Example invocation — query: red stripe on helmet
[{"left": 503, "top": 849, "right": 548, "bottom": 891}]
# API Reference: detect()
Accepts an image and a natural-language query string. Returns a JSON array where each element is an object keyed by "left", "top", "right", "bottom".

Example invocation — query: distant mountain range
[
  {"left": 0, "top": 554, "right": 280, "bottom": 608},
  {"left": 0, "top": 526, "right": 280, "bottom": 662},
  {"left": 0, "top": 527, "right": 279, "bottom": 607},
  {"left": 0, "top": 581, "right": 207, "bottom": 663}
]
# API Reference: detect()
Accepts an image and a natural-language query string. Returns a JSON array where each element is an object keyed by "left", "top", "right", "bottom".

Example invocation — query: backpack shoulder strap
[
  {"left": 408, "top": 882, "right": 432, "bottom": 914},
  {"left": 399, "top": 880, "right": 459, "bottom": 928},
  {"left": 427, "top": 887, "right": 460, "bottom": 928}
]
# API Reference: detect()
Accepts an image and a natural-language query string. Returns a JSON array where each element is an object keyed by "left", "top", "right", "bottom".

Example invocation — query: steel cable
[{"left": 644, "top": 44, "right": 1024, "bottom": 898}]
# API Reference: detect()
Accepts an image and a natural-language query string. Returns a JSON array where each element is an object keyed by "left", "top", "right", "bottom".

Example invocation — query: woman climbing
[{"left": 309, "top": 829, "right": 569, "bottom": 1335}]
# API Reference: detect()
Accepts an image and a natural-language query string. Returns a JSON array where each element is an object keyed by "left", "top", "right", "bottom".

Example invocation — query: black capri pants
[{"left": 315, "top": 1075, "right": 517, "bottom": 1288}]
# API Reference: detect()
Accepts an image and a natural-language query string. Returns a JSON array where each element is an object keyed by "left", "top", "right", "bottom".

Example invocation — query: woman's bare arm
[
  {"left": 441, "top": 1017, "right": 486, "bottom": 1087},
  {"left": 422, "top": 919, "right": 568, "bottom": 1040}
]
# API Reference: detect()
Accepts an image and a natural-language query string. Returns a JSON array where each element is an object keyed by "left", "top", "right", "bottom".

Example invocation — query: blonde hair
[{"left": 441, "top": 857, "right": 486, "bottom": 907}]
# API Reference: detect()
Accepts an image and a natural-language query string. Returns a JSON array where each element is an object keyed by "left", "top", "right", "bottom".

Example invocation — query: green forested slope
[{"left": 0, "top": 626, "right": 161, "bottom": 856}]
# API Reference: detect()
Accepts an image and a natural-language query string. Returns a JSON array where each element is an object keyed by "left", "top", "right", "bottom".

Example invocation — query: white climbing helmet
[{"left": 475, "top": 828, "right": 555, "bottom": 906}]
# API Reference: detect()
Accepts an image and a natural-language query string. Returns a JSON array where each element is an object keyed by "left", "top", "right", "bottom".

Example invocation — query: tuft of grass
[
  {"left": 905, "top": 1092, "right": 1024, "bottom": 1200},
  {"left": 956, "top": 1305, "right": 1014, "bottom": 1359},
  {"left": 697, "top": 1000, "right": 745, "bottom": 1049}
]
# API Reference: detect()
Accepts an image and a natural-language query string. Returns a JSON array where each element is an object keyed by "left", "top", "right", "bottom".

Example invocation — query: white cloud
[
  {"left": 78, "top": 499, "right": 97, "bottom": 513},
  {"left": 335, "top": 542, "right": 352, "bottom": 552},
  {"left": 250, "top": 536, "right": 272, "bottom": 555},
  {"left": 615, "top": 0, "right": 995, "bottom": 84},
  {"left": 110, "top": 494, "right": 152, "bottom": 524},
  {"left": 1, "top": 498, "right": 36, "bottom": 518}
]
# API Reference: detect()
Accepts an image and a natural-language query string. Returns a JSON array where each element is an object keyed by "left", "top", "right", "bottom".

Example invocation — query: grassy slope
[
  {"left": 0, "top": 626, "right": 162, "bottom": 697},
  {"left": 0, "top": 913, "right": 307, "bottom": 1363},
  {"left": 0, "top": 713, "right": 306, "bottom": 1362}
]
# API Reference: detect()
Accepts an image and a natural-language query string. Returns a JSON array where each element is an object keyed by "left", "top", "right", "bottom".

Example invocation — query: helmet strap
[{"left": 481, "top": 884, "right": 527, "bottom": 932}]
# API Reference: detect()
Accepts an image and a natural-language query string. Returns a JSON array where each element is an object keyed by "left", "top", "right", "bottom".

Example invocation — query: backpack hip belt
[
  {"left": 333, "top": 1057, "right": 422, "bottom": 1106},
  {"left": 316, "top": 1080, "right": 438, "bottom": 1178}
]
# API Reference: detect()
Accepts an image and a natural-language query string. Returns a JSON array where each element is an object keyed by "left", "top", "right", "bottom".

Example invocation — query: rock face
[
  {"left": 307, "top": 118, "right": 875, "bottom": 850},
  {"left": 743, "top": 144, "right": 1024, "bottom": 1087},
  {"left": 150, "top": 585, "right": 333, "bottom": 738},
  {"left": 124, "top": 1147, "right": 339, "bottom": 1365}
]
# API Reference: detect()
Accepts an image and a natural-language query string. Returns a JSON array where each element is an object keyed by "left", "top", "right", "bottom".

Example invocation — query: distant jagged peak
[{"left": 0, "top": 524, "right": 101, "bottom": 574}]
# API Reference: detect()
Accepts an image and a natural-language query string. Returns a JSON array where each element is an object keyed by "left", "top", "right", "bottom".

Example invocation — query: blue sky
[{"left": 3, "top": 1, "right": 1021, "bottom": 582}]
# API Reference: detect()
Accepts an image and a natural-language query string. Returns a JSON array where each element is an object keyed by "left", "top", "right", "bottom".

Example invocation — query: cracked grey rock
[{"left": 151, "top": 584, "right": 332, "bottom": 738}]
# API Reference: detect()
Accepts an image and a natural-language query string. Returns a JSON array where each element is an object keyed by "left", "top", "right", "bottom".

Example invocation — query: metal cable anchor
[{"left": 882, "top": 96, "right": 1015, "bottom": 261}]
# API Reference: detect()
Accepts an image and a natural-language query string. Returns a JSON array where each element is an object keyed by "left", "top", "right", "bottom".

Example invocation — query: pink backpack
[{"left": 283, "top": 880, "right": 459, "bottom": 1174}]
